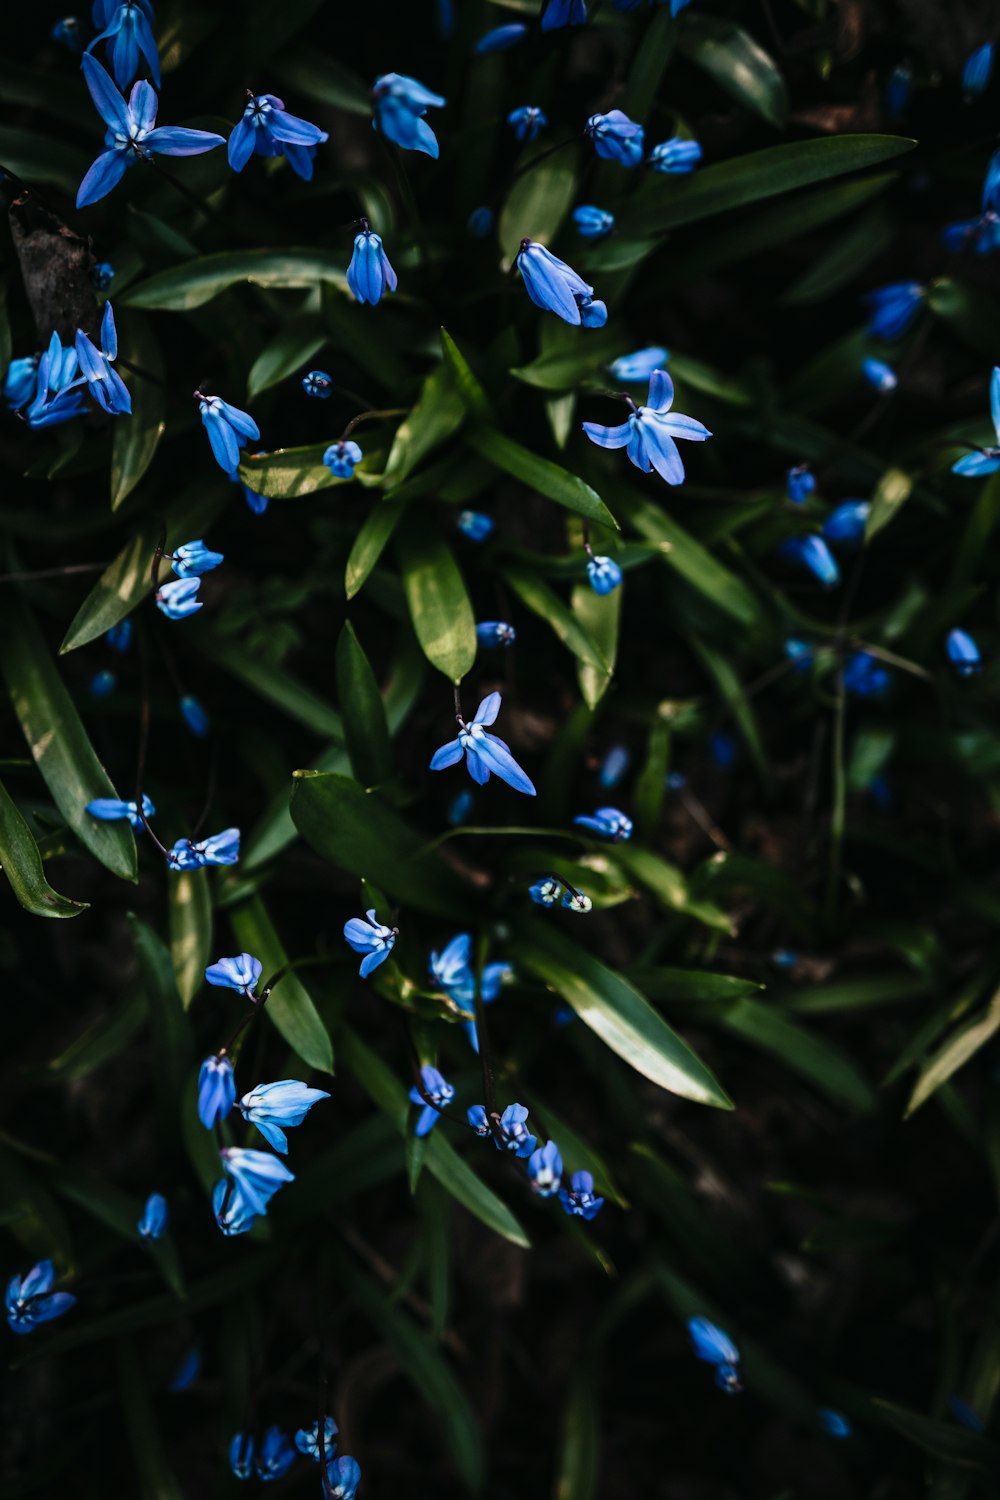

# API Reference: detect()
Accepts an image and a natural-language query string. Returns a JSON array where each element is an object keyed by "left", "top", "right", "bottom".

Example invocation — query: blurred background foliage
[{"left": 3, "top": 0, "right": 1000, "bottom": 1496}]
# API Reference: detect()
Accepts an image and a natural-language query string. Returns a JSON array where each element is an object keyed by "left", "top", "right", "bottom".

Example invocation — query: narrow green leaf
[
  {"left": 345, "top": 495, "right": 407, "bottom": 599},
  {"left": 246, "top": 309, "right": 326, "bottom": 401},
  {"left": 571, "top": 581, "right": 620, "bottom": 709},
  {"left": 110, "top": 311, "right": 166, "bottom": 510},
  {"left": 336, "top": 622, "right": 394, "bottom": 785},
  {"left": 35, "top": 989, "right": 145, "bottom": 1084},
  {"left": 229, "top": 894, "right": 334, "bottom": 1074},
  {"left": 928, "top": 277, "right": 1000, "bottom": 359},
  {"left": 555, "top": 1365, "right": 602, "bottom": 1500},
  {"left": 504, "top": 568, "right": 611, "bottom": 681},
  {"left": 615, "top": 845, "right": 734, "bottom": 933},
  {"left": 130, "top": 917, "right": 193, "bottom": 1135},
  {"left": 0, "top": 778, "right": 88, "bottom": 917},
  {"left": 906, "top": 989, "right": 1000, "bottom": 1118},
  {"left": 193, "top": 624, "right": 343, "bottom": 737},
  {"left": 690, "top": 635, "right": 769, "bottom": 777},
  {"left": 440, "top": 328, "right": 492, "bottom": 420},
  {"left": 275, "top": 47, "right": 372, "bottom": 113},
  {"left": 168, "top": 868, "right": 212, "bottom": 1009},
  {"left": 632, "top": 708, "right": 672, "bottom": 840},
  {"left": 873, "top": 1399, "right": 1000, "bottom": 1472},
  {"left": 237, "top": 443, "right": 346, "bottom": 499},
  {"left": 498, "top": 142, "right": 579, "bottom": 264},
  {"left": 396, "top": 518, "right": 477, "bottom": 681},
  {"left": 782, "top": 201, "right": 895, "bottom": 305},
  {"left": 679, "top": 14, "right": 789, "bottom": 128},
  {"left": 626, "top": 967, "right": 765, "bottom": 1003},
  {"left": 122, "top": 249, "right": 349, "bottom": 310},
  {"left": 719, "top": 998, "right": 876, "bottom": 1113},
  {"left": 382, "top": 361, "right": 466, "bottom": 485},
  {"left": 865, "top": 465, "right": 913, "bottom": 543},
  {"left": 511, "top": 331, "right": 622, "bottom": 392},
  {"left": 468, "top": 426, "right": 618, "bottom": 528}
]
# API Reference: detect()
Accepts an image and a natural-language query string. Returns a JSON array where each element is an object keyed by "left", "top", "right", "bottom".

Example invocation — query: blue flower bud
[
  {"left": 599, "top": 744, "right": 631, "bottom": 787},
  {"left": 784, "top": 638, "right": 814, "bottom": 672},
  {"left": 508, "top": 106, "right": 548, "bottom": 142},
  {"left": 179, "top": 694, "right": 210, "bottom": 737},
  {"left": 323, "top": 440, "right": 363, "bottom": 479},
  {"left": 786, "top": 464, "right": 815, "bottom": 504},
  {"left": 886, "top": 62, "right": 913, "bottom": 117},
  {"left": 238, "top": 1080, "right": 331, "bottom": 1154},
  {"left": 530, "top": 877, "right": 563, "bottom": 906},
  {"left": 474, "top": 23, "right": 527, "bottom": 54},
  {"left": 105, "top": 618, "right": 132, "bottom": 652},
  {"left": 577, "top": 294, "right": 608, "bottom": 328},
  {"left": 91, "top": 260, "right": 114, "bottom": 290},
  {"left": 167, "top": 827, "right": 240, "bottom": 870},
  {"left": 302, "top": 369, "right": 334, "bottom": 398},
  {"left": 561, "top": 889, "right": 592, "bottom": 912},
  {"left": 255, "top": 1425, "right": 296, "bottom": 1482},
  {"left": 325, "top": 1456, "right": 362, "bottom": 1499},
  {"left": 467, "top": 206, "right": 494, "bottom": 238},
  {"left": 86, "top": 794, "right": 155, "bottom": 828},
  {"left": 952, "top": 365, "right": 1000, "bottom": 476},
  {"left": 229, "top": 1434, "right": 255, "bottom": 1480},
  {"left": 87, "top": 0, "right": 159, "bottom": 89},
  {"left": 156, "top": 577, "right": 202, "bottom": 620},
  {"left": 771, "top": 948, "right": 798, "bottom": 969},
  {"left": 587, "top": 554, "right": 622, "bottom": 595},
  {"left": 198, "top": 1055, "right": 236, "bottom": 1129},
  {"left": 476, "top": 620, "right": 516, "bottom": 648},
  {"left": 822, "top": 500, "right": 869, "bottom": 546},
  {"left": 171, "top": 538, "right": 224, "bottom": 578},
  {"left": 863, "top": 281, "right": 924, "bottom": 340},
  {"left": 559, "top": 1169, "right": 604, "bottom": 1220},
  {"left": 220, "top": 1146, "right": 294, "bottom": 1217},
  {"left": 528, "top": 1139, "right": 563, "bottom": 1196},
  {"left": 573, "top": 204, "right": 615, "bottom": 238},
  {"left": 457, "top": 509, "right": 493, "bottom": 541},
  {"left": 372, "top": 73, "right": 445, "bottom": 158},
  {"left": 137, "top": 1192, "right": 168, "bottom": 1241},
  {"left": 574, "top": 806, "right": 632, "bottom": 841},
  {"left": 447, "top": 789, "right": 474, "bottom": 825},
  {"left": 819, "top": 1408, "right": 852, "bottom": 1439},
  {"left": 196, "top": 393, "right": 260, "bottom": 474},
  {"left": 89, "top": 669, "right": 116, "bottom": 699},
  {"left": 609, "top": 346, "right": 670, "bottom": 383},
  {"left": 649, "top": 137, "right": 702, "bottom": 173},
  {"left": 346, "top": 228, "right": 397, "bottom": 306},
  {"left": 947, "top": 627, "right": 982, "bottom": 675},
  {"left": 861, "top": 356, "right": 897, "bottom": 392},
  {"left": 666, "top": 771, "right": 687, "bottom": 790},
  {"left": 963, "top": 42, "right": 993, "bottom": 99},
  {"left": 5, "top": 1259, "right": 76, "bottom": 1335},
  {"left": 586, "top": 109, "right": 645, "bottom": 167},
  {"left": 344, "top": 910, "right": 397, "bottom": 977},
  {"left": 780, "top": 534, "right": 840, "bottom": 588},
  {"left": 688, "top": 1316, "right": 742, "bottom": 1392},
  {"left": 4, "top": 355, "right": 39, "bottom": 410},
  {"left": 214, "top": 1178, "right": 258, "bottom": 1237},
  {"left": 51, "top": 16, "right": 84, "bottom": 50},
  {"left": 843, "top": 650, "right": 889, "bottom": 697},
  {"left": 516, "top": 240, "right": 596, "bottom": 326},
  {"left": 168, "top": 1347, "right": 201, "bottom": 1391},
  {"left": 709, "top": 731, "right": 738, "bottom": 769}
]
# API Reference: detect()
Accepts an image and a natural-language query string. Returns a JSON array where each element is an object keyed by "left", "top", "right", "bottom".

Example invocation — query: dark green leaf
[
  {"left": 193, "top": 624, "right": 343, "bottom": 737},
  {"left": 504, "top": 567, "right": 611, "bottom": 682},
  {"left": 615, "top": 846, "right": 734, "bottom": 933},
  {"left": 382, "top": 362, "right": 466, "bottom": 485},
  {"left": 498, "top": 143, "right": 579, "bottom": 264},
  {"left": 229, "top": 894, "right": 334, "bottom": 1074},
  {"left": 396, "top": 517, "right": 477, "bottom": 681},
  {"left": 111, "top": 311, "right": 166, "bottom": 510},
  {"left": 246, "top": 308, "right": 326, "bottom": 401},
  {"left": 679, "top": 14, "right": 789, "bottom": 128},
  {"left": 336, "top": 621, "right": 394, "bottom": 785},
  {"left": 467, "top": 427, "right": 618, "bottom": 529},
  {"left": 718, "top": 998, "right": 876, "bottom": 1112},
  {"left": 0, "top": 777, "right": 88, "bottom": 917},
  {"left": 122, "top": 249, "right": 349, "bottom": 310},
  {"left": 345, "top": 496, "right": 408, "bottom": 599},
  {"left": 168, "top": 868, "right": 212, "bottom": 1009},
  {"left": 118, "top": 1341, "right": 186, "bottom": 1500}
]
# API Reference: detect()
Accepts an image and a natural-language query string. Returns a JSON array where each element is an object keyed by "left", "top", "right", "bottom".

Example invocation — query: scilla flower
[
  {"left": 76, "top": 55, "right": 225, "bottom": 208},
  {"left": 156, "top": 577, "right": 202, "bottom": 620},
  {"left": 587, "top": 554, "right": 622, "bottom": 595},
  {"left": 562, "top": 890, "right": 592, "bottom": 912},
  {"left": 228, "top": 92, "right": 328, "bottom": 181},
  {"left": 467, "top": 205, "right": 494, "bottom": 237},
  {"left": 410, "top": 1064, "right": 454, "bottom": 1136},
  {"left": 559, "top": 1169, "right": 604, "bottom": 1219},
  {"left": 508, "top": 106, "right": 548, "bottom": 142},
  {"left": 220, "top": 1147, "right": 294, "bottom": 1217},
  {"left": 843, "top": 650, "right": 889, "bottom": 697},
  {"left": 886, "top": 62, "right": 912, "bottom": 116},
  {"left": 170, "top": 539, "right": 224, "bottom": 577},
  {"left": 137, "top": 1192, "right": 167, "bottom": 1241},
  {"left": 90, "top": 669, "right": 116, "bottom": 698},
  {"left": 372, "top": 73, "right": 445, "bottom": 157},
  {"left": 649, "top": 137, "right": 702, "bottom": 173},
  {"left": 516, "top": 240, "right": 597, "bottom": 326},
  {"left": 347, "top": 225, "right": 397, "bottom": 305},
  {"left": 542, "top": 0, "right": 587, "bottom": 25},
  {"left": 469, "top": 1101, "right": 536, "bottom": 1155},
  {"left": 88, "top": 0, "right": 159, "bottom": 89},
  {"left": 476, "top": 621, "right": 516, "bottom": 648},
  {"left": 205, "top": 952, "right": 262, "bottom": 996},
  {"left": 530, "top": 876, "right": 563, "bottom": 906},
  {"left": 823, "top": 500, "right": 869, "bottom": 545},
  {"left": 195, "top": 393, "right": 260, "bottom": 474},
  {"left": 953, "top": 367, "right": 1000, "bottom": 475},
  {"left": 198, "top": 1055, "right": 236, "bottom": 1129},
  {"left": 600, "top": 745, "right": 631, "bottom": 787},
  {"left": 213, "top": 1178, "right": 258, "bottom": 1237},
  {"left": 528, "top": 1140, "right": 563, "bottom": 1197},
  {"left": 861, "top": 356, "right": 897, "bottom": 392},
  {"left": 863, "top": 281, "right": 924, "bottom": 340},
  {"left": 255, "top": 1426, "right": 296, "bottom": 1481},
  {"left": 180, "top": 695, "right": 209, "bottom": 737},
  {"left": 52, "top": 17, "right": 84, "bottom": 51},
  {"left": 574, "top": 807, "right": 632, "bottom": 841},
  {"left": 344, "top": 910, "right": 397, "bottom": 977},
  {"left": 780, "top": 534, "right": 840, "bottom": 587},
  {"left": 610, "top": 346, "right": 669, "bottom": 383},
  {"left": 573, "top": 204, "right": 614, "bottom": 238},
  {"left": 4, "top": 355, "right": 39, "bottom": 410},
  {"left": 295, "top": 1417, "right": 338, "bottom": 1462},
  {"left": 86, "top": 793, "right": 155, "bottom": 828},
  {"left": 106, "top": 619, "right": 132, "bottom": 652},
  {"left": 323, "top": 440, "right": 363, "bottom": 478},
  {"left": 947, "top": 627, "right": 982, "bottom": 675},
  {"left": 583, "top": 370, "right": 711, "bottom": 483},
  {"left": 230, "top": 1434, "right": 255, "bottom": 1479},
  {"left": 457, "top": 509, "right": 493, "bottom": 540},
  {"left": 688, "top": 1316, "right": 742, "bottom": 1393},
  {"left": 819, "top": 1409, "right": 852, "bottom": 1439},
  {"left": 167, "top": 827, "right": 240, "bottom": 870},
  {"left": 787, "top": 463, "right": 815, "bottom": 504},
  {"left": 302, "top": 370, "right": 333, "bottom": 397},
  {"left": 91, "top": 260, "right": 115, "bottom": 290},
  {"left": 239, "top": 1081, "right": 330, "bottom": 1153},
  {"left": 474, "top": 23, "right": 527, "bottom": 54},
  {"left": 963, "top": 42, "right": 994, "bottom": 98},
  {"left": 447, "top": 789, "right": 474, "bottom": 825},
  {"left": 168, "top": 1346, "right": 201, "bottom": 1391},
  {"left": 5, "top": 1260, "right": 76, "bottom": 1335},
  {"left": 586, "top": 109, "right": 645, "bottom": 167},
  {"left": 325, "top": 1457, "right": 362, "bottom": 1499},
  {"left": 785, "top": 638, "right": 814, "bottom": 671},
  {"left": 25, "top": 335, "right": 86, "bottom": 429},
  {"left": 430, "top": 691, "right": 536, "bottom": 794}
]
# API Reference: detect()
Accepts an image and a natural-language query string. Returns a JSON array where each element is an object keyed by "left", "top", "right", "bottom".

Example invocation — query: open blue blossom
[
  {"left": 574, "top": 806, "right": 632, "bottom": 841},
  {"left": 106, "top": 618, "right": 132, "bottom": 652},
  {"left": 137, "top": 1191, "right": 167, "bottom": 1241},
  {"left": 198, "top": 1055, "right": 236, "bottom": 1129},
  {"left": 516, "top": 240, "right": 596, "bottom": 326},
  {"left": 843, "top": 650, "right": 889, "bottom": 697},
  {"left": 780, "top": 534, "right": 840, "bottom": 587},
  {"left": 179, "top": 695, "right": 209, "bottom": 737},
  {"left": 610, "top": 346, "right": 669, "bottom": 383},
  {"left": 302, "top": 370, "right": 333, "bottom": 398},
  {"left": 457, "top": 509, "right": 493, "bottom": 541},
  {"left": 430, "top": 690, "right": 536, "bottom": 795},
  {"left": 689, "top": 1316, "right": 742, "bottom": 1392},
  {"left": 586, "top": 110, "right": 645, "bottom": 167},
  {"left": 583, "top": 370, "right": 711, "bottom": 484},
  {"left": 344, "top": 910, "right": 397, "bottom": 977},
  {"left": 77, "top": 55, "right": 224, "bottom": 208},
  {"left": 469, "top": 1101, "right": 536, "bottom": 1155},
  {"left": 577, "top": 294, "right": 608, "bottom": 328},
  {"left": 649, "top": 137, "right": 702, "bottom": 173},
  {"left": 861, "top": 356, "right": 897, "bottom": 392},
  {"left": 170, "top": 539, "right": 224, "bottom": 577},
  {"left": 325, "top": 1457, "right": 362, "bottom": 1500},
  {"left": 864, "top": 281, "right": 924, "bottom": 340},
  {"left": 238, "top": 1081, "right": 330, "bottom": 1153},
  {"left": 787, "top": 463, "right": 815, "bottom": 504},
  {"left": 785, "top": 638, "right": 814, "bottom": 672},
  {"left": 168, "top": 1346, "right": 201, "bottom": 1391},
  {"left": 156, "top": 577, "right": 202, "bottom": 620},
  {"left": 947, "top": 628, "right": 982, "bottom": 675},
  {"left": 205, "top": 952, "right": 262, "bottom": 995},
  {"left": 530, "top": 876, "right": 563, "bottom": 907},
  {"left": 823, "top": 500, "right": 869, "bottom": 545},
  {"left": 467, "top": 206, "right": 494, "bottom": 237},
  {"left": 228, "top": 92, "right": 328, "bottom": 181},
  {"left": 819, "top": 1409, "right": 852, "bottom": 1439},
  {"left": 6, "top": 1260, "right": 76, "bottom": 1335},
  {"left": 528, "top": 1140, "right": 563, "bottom": 1197},
  {"left": 25, "top": 334, "right": 86, "bottom": 429},
  {"left": 573, "top": 204, "right": 614, "bottom": 238},
  {"left": 559, "top": 1169, "right": 604, "bottom": 1219},
  {"left": 167, "top": 827, "right": 240, "bottom": 870},
  {"left": 347, "top": 227, "right": 397, "bottom": 305},
  {"left": 4, "top": 356, "right": 38, "bottom": 410},
  {"left": 409, "top": 1064, "right": 454, "bottom": 1137},
  {"left": 229, "top": 1434, "right": 255, "bottom": 1479},
  {"left": 427, "top": 932, "right": 509, "bottom": 1049},
  {"left": 508, "top": 106, "right": 548, "bottom": 142},
  {"left": 86, "top": 793, "right": 154, "bottom": 828},
  {"left": 220, "top": 1147, "right": 294, "bottom": 1217},
  {"left": 476, "top": 621, "right": 516, "bottom": 648},
  {"left": 213, "top": 1178, "right": 258, "bottom": 1237},
  {"left": 90, "top": 669, "right": 116, "bottom": 699},
  {"left": 474, "top": 23, "right": 527, "bottom": 53},
  {"left": 88, "top": 0, "right": 158, "bottom": 89},
  {"left": 542, "top": 0, "right": 587, "bottom": 25},
  {"left": 963, "top": 42, "right": 994, "bottom": 97},
  {"left": 255, "top": 1426, "right": 295, "bottom": 1482},
  {"left": 953, "top": 367, "right": 1000, "bottom": 475},
  {"left": 295, "top": 1417, "right": 338, "bottom": 1462},
  {"left": 372, "top": 73, "right": 445, "bottom": 157},
  {"left": 323, "top": 440, "right": 363, "bottom": 478},
  {"left": 196, "top": 393, "right": 260, "bottom": 474},
  {"left": 942, "top": 209, "right": 1000, "bottom": 256},
  {"left": 587, "top": 554, "right": 622, "bottom": 594}
]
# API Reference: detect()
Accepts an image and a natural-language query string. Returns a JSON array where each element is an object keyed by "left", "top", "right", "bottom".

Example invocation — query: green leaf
[
  {"left": 690, "top": 635, "right": 769, "bottom": 777},
  {"left": 291, "top": 772, "right": 476, "bottom": 919},
  {"left": 0, "top": 594, "right": 136, "bottom": 881},
  {"left": 237, "top": 443, "right": 346, "bottom": 499},
  {"left": 873, "top": 1399, "right": 1000, "bottom": 1472},
  {"left": 615, "top": 845, "right": 734, "bottom": 933},
  {"left": 229, "top": 894, "right": 334, "bottom": 1074},
  {"left": 60, "top": 483, "right": 227, "bottom": 653},
  {"left": 336, "top": 622, "right": 394, "bottom": 785},
  {"left": 122, "top": 249, "right": 349, "bottom": 310},
  {"left": 928, "top": 277, "right": 1000, "bottom": 359},
  {"left": 571, "top": 580, "right": 620, "bottom": 709},
  {"left": 504, "top": 568, "right": 611, "bottom": 682},
  {"left": 517, "top": 921, "right": 733, "bottom": 1108},
  {"left": 0, "top": 1143, "right": 73, "bottom": 1270},
  {"left": 718, "top": 998, "right": 876, "bottom": 1112},
  {"left": 633, "top": 708, "right": 672, "bottom": 839},
  {"left": 626, "top": 967, "right": 765, "bottom": 1003},
  {"left": 110, "top": 311, "right": 166, "bottom": 510},
  {"left": 396, "top": 518, "right": 477, "bottom": 681},
  {"left": 275, "top": 46, "right": 372, "bottom": 113},
  {"left": 35, "top": 989, "right": 145, "bottom": 1084},
  {"left": 129, "top": 917, "right": 193, "bottom": 1135},
  {"left": 467, "top": 426, "right": 618, "bottom": 529},
  {"left": 168, "top": 868, "right": 212, "bottom": 1009},
  {"left": 498, "top": 142, "right": 579, "bottom": 264},
  {"left": 511, "top": 331, "right": 622, "bottom": 392},
  {"left": 782, "top": 201, "right": 895, "bottom": 306},
  {"left": 678, "top": 14, "right": 789, "bottom": 128},
  {"left": 345, "top": 495, "right": 408, "bottom": 599},
  {"left": 905, "top": 989, "right": 1000, "bottom": 1118},
  {"left": 382, "top": 361, "right": 466, "bottom": 485},
  {"left": 440, "top": 328, "right": 492, "bottom": 420},
  {"left": 555, "top": 1365, "right": 602, "bottom": 1500},
  {"left": 0, "top": 777, "right": 88, "bottom": 917},
  {"left": 0, "top": 126, "right": 90, "bottom": 194},
  {"left": 49, "top": 1167, "right": 184, "bottom": 1300},
  {"left": 246, "top": 309, "right": 326, "bottom": 401},
  {"left": 865, "top": 465, "right": 913, "bottom": 543}
]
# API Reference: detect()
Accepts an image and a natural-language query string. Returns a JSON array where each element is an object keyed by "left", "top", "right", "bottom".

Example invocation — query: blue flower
[
  {"left": 609, "top": 346, "right": 669, "bottom": 383},
  {"left": 953, "top": 367, "right": 1000, "bottom": 475},
  {"left": 599, "top": 744, "right": 631, "bottom": 787},
  {"left": 649, "top": 137, "right": 702, "bottom": 173},
  {"left": 295, "top": 1417, "right": 338, "bottom": 1462},
  {"left": 347, "top": 227, "right": 397, "bottom": 305},
  {"left": 324, "top": 1456, "right": 362, "bottom": 1499},
  {"left": 530, "top": 876, "right": 563, "bottom": 906},
  {"left": 238, "top": 1080, "right": 330, "bottom": 1154},
  {"left": 447, "top": 790, "right": 474, "bottom": 825},
  {"left": 90, "top": 669, "right": 116, "bottom": 699},
  {"left": 344, "top": 909, "right": 397, "bottom": 977},
  {"left": 198, "top": 1055, "right": 236, "bottom": 1129},
  {"left": 709, "top": 731, "right": 738, "bottom": 768},
  {"left": 5, "top": 1260, "right": 76, "bottom": 1335},
  {"left": 864, "top": 281, "right": 924, "bottom": 340},
  {"left": 574, "top": 806, "right": 632, "bottom": 841},
  {"left": 963, "top": 42, "right": 993, "bottom": 98},
  {"left": 469, "top": 1101, "right": 536, "bottom": 1155},
  {"left": 86, "top": 793, "right": 155, "bottom": 828},
  {"left": 562, "top": 890, "right": 592, "bottom": 913},
  {"left": 220, "top": 1146, "right": 294, "bottom": 1216},
  {"left": 323, "top": 440, "right": 363, "bottom": 478},
  {"left": 213, "top": 1178, "right": 258, "bottom": 1237},
  {"left": 516, "top": 240, "right": 596, "bottom": 326},
  {"left": 474, "top": 23, "right": 527, "bottom": 53},
  {"left": 577, "top": 295, "right": 608, "bottom": 328},
  {"left": 170, "top": 539, "right": 224, "bottom": 577},
  {"left": 822, "top": 500, "right": 869, "bottom": 545},
  {"left": 168, "top": 1346, "right": 201, "bottom": 1391},
  {"left": 528, "top": 1140, "right": 563, "bottom": 1197},
  {"left": 302, "top": 370, "right": 333, "bottom": 398},
  {"left": 942, "top": 212, "right": 1000, "bottom": 256},
  {"left": 780, "top": 534, "right": 840, "bottom": 587},
  {"left": 429, "top": 931, "right": 474, "bottom": 992},
  {"left": 559, "top": 1169, "right": 604, "bottom": 1219},
  {"left": 88, "top": 0, "right": 158, "bottom": 89},
  {"left": 25, "top": 333, "right": 86, "bottom": 429},
  {"left": 467, "top": 206, "right": 494, "bottom": 237},
  {"left": 4, "top": 355, "right": 39, "bottom": 410},
  {"left": 666, "top": 771, "right": 687, "bottom": 790},
  {"left": 688, "top": 1316, "right": 742, "bottom": 1392},
  {"left": 861, "top": 356, "right": 897, "bottom": 392},
  {"left": 92, "top": 260, "right": 115, "bottom": 290},
  {"left": 843, "top": 650, "right": 889, "bottom": 697},
  {"left": 786, "top": 463, "right": 815, "bottom": 504},
  {"left": 430, "top": 690, "right": 536, "bottom": 795},
  {"left": 196, "top": 393, "right": 260, "bottom": 474},
  {"left": 228, "top": 92, "right": 327, "bottom": 180},
  {"left": 886, "top": 62, "right": 912, "bottom": 116},
  {"left": 233, "top": 456, "right": 270, "bottom": 513},
  {"left": 77, "top": 55, "right": 225, "bottom": 208},
  {"left": 137, "top": 1191, "right": 167, "bottom": 1241},
  {"left": 52, "top": 17, "right": 84, "bottom": 50},
  {"left": 542, "top": 0, "right": 587, "bottom": 25},
  {"left": 206, "top": 952, "right": 262, "bottom": 995},
  {"left": 156, "top": 577, "right": 202, "bottom": 620},
  {"left": 229, "top": 1434, "right": 255, "bottom": 1479},
  {"left": 167, "top": 827, "right": 240, "bottom": 870},
  {"left": 255, "top": 1425, "right": 295, "bottom": 1482},
  {"left": 372, "top": 73, "right": 445, "bottom": 157},
  {"left": 457, "top": 509, "right": 493, "bottom": 540},
  {"left": 819, "top": 1408, "right": 852, "bottom": 1439},
  {"left": 179, "top": 694, "right": 209, "bottom": 737},
  {"left": 947, "top": 627, "right": 982, "bottom": 675},
  {"left": 476, "top": 620, "right": 516, "bottom": 648},
  {"left": 586, "top": 109, "right": 645, "bottom": 167},
  {"left": 587, "top": 554, "right": 622, "bottom": 594},
  {"left": 784, "top": 638, "right": 814, "bottom": 672},
  {"left": 508, "top": 106, "right": 548, "bottom": 142},
  {"left": 583, "top": 369, "right": 711, "bottom": 483},
  {"left": 573, "top": 204, "right": 614, "bottom": 238},
  {"left": 106, "top": 618, "right": 132, "bottom": 652},
  {"left": 409, "top": 1064, "right": 455, "bottom": 1136}
]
